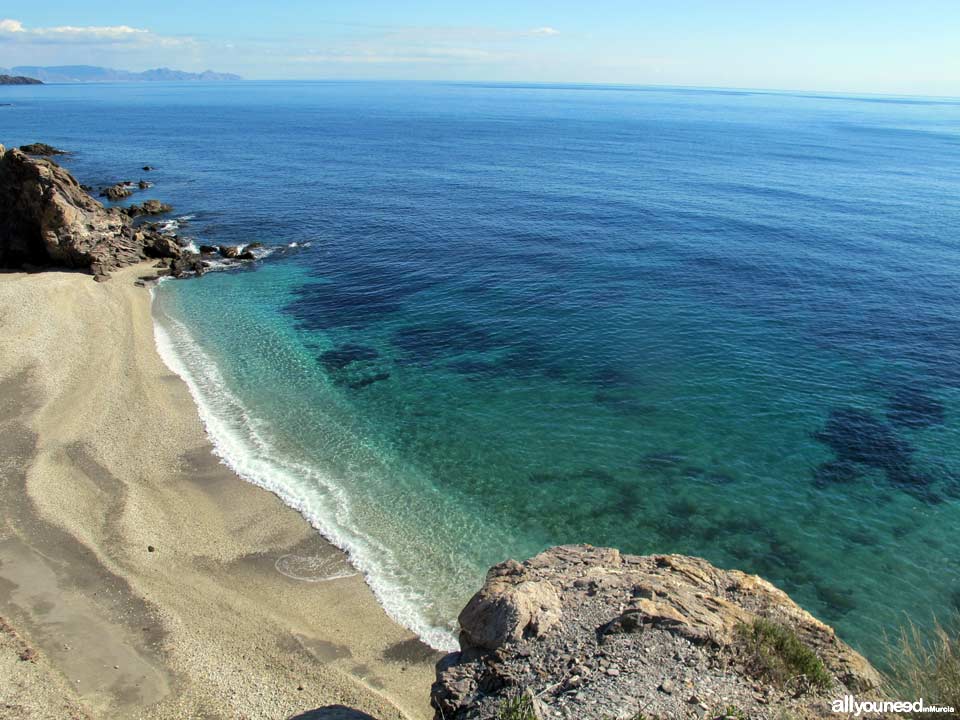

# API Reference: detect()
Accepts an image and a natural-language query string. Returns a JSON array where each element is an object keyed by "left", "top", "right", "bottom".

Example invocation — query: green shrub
[{"left": 737, "top": 618, "right": 832, "bottom": 690}]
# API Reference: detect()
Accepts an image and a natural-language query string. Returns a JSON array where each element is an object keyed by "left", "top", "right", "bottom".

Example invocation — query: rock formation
[
  {"left": 19, "top": 143, "right": 65, "bottom": 156},
  {"left": 0, "top": 144, "right": 184, "bottom": 278},
  {"left": 432, "top": 545, "right": 882, "bottom": 720}
]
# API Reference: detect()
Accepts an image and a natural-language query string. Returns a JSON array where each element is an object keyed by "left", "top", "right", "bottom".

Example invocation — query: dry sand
[{"left": 0, "top": 264, "right": 441, "bottom": 720}]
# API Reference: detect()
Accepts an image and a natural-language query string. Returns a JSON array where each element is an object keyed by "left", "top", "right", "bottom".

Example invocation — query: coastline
[{"left": 0, "top": 264, "right": 439, "bottom": 719}]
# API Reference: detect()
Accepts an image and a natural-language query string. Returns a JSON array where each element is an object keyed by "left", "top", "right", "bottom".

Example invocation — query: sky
[{"left": 0, "top": 1, "right": 958, "bottom": 96}]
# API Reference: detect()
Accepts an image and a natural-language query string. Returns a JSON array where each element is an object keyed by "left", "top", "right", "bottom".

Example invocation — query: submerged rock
[
  {"left": 0, "top": 144, "right": 184, "bottom": 275},
  {"left": 432, "top": 545, "right": 881, "bottom": 720}
]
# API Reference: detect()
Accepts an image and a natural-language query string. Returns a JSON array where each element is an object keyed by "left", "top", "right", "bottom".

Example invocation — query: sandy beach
[{"left": 0, "top": 264, "right": 440, "bottom": 720}]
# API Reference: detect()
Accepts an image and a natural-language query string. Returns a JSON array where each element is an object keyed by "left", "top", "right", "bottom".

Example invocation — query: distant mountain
[
  {"left": 0, "top": 74, "right": 42, "bottom": 85},
  {"left": 1, "top": 65, "right": 241, "bottom": 83}
]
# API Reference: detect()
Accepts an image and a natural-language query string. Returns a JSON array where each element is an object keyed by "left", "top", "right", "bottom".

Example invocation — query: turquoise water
[{"left": 4, "top": 81, "right": 960, "bottom": 657}]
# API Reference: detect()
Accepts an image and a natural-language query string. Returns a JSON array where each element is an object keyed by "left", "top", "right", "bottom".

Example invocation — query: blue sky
[{"left": 1, "top": 1, "right": 957, "bottom": 95}]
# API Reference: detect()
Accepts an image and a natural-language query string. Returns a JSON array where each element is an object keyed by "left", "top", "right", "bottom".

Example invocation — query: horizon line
[{"left": 17, "top": 75, "right": 960, "bottom": 102}]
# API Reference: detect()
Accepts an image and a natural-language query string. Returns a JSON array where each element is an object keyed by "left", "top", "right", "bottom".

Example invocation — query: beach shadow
[{"left": 288, "top": 707, "right": 379, "bottom": 720}]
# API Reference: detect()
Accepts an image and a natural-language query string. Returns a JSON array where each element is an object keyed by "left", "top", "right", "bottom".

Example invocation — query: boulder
[
  {"left": 218, "top": 245, "right": 241, "bottom": 258},
  {"left": 169, "top": 253, "right": 206, "bottom": 278},
  {"left": 125, "top": 199, "right": 173, "bottom": 217},
  {"left": 458, "top": 574, "right": 562, "bottom": 652},
  {"left": 100, "top": 183, "right": 133, "bottom": 201},
  {"left": 0, "top": 144, "right": 182, "bottom": 274}
]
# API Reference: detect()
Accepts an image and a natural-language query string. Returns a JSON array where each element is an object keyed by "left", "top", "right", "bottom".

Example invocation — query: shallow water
[{"left": 4, "top": 80, "right": 959, "bottom": 657}]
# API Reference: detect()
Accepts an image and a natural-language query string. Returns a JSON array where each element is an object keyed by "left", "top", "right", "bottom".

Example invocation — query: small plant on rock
[
  {"left": 496, "top": 691, "right": 537, "bottom": 720},
  {"left": 737, "top": 618, "right": 832, "bottom": 691}
]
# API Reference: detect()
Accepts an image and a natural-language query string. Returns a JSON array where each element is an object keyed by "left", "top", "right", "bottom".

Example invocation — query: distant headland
[
  {"left": 0, "top": 74, "right": 42, "bottom": 85},
  {"left": 0, "top": 65, "right": 241, "bottom": 83}
]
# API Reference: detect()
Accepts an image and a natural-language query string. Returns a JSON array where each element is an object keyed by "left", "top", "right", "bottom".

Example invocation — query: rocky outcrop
[
  {"left": 432, "top": 546, "right": 882, "bottom": 720},
  {"left": 19, "top": 143, "right": 65, "bottom": 156},
  {"left": 0, "top": 144, "right": 184, "bottom": 277}
]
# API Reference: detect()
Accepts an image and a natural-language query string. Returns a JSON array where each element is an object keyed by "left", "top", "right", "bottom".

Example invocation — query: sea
[{"left": 3, "top": 80, "right": 959, "bottom": 659}]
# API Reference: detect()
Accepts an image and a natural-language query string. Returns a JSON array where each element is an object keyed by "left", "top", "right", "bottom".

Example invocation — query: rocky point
[
  {"left": 0, "top": 143, "right": 184, "bottom": 278},
  {"left": 432, "top": 545, "right": 883, "bottom": 720}
]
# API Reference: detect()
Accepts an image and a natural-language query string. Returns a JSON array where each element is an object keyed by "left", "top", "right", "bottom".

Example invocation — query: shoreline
[
  {"left": 150, "top": 283, "right": 460, "bottom": 653},
  {"left": 0, "top": 264, "right": 440, "bottom": 719}
]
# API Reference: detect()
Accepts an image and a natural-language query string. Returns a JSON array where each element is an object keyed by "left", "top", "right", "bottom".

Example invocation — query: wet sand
[{"left": 0, "top": 265, "right": 440, "bottom": 720}]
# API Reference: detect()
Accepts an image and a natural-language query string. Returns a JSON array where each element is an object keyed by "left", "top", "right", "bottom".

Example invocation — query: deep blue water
[{"left": 3, "top": 81, "right": 960, "bottom": 657}]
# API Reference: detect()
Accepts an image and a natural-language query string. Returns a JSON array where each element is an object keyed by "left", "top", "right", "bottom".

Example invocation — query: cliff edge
[{"left": 432, "top": 545, "right": 882, "bottom": 720}]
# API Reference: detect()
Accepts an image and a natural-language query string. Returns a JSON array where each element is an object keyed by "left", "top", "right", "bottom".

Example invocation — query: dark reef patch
[
  {"left": 815, "top": 408, "right": 914, "bottom": 469},
  {"left": 638, "top": 452, "right": 686, "bottom": 471},
  {"left": 841, "top": 525, "right": 879, "bottom": 548},
  {"left": 496, "top": 343, "right": 567, "bottom": 380},
  {"left": 346, "top": 372, "right": 391, "bottom": 390},
  {"left": 446, "top": 358, "right": 500, "bottom": 378},
  {"left": 286, "top": 258, "right": 438, "bottom": 330},
  {"left": 703, "top": 470, "right": 737, "bottom": 485},
  {"left": 527, "top": 468, "right": 617, "bottom": 486},
  {"left": 391, "top": 321, "right": 502, "bottom": 364},
  {"left": 589, "top": 364, "right": 637, "bottom": 390},
  {"left": 886, "top": 387, "right": 947, "bottom": 429},
  {"left": 593, "top": 390, "right": 658, "bottom": 417},
  {"left": 811, "top": 407, "right": 942, "bottom": 502},
  {"left": 319, "top": 344, "right": 380, "bottom": 372},
  {"left": 812, "top": 460, "right": 863, "bottom": 488},
  {"left": 814, "top": 583, "right": 857, "bottom": 620},
  {"left": 289, "top": 285, "right": 405, "bottom": 328}
]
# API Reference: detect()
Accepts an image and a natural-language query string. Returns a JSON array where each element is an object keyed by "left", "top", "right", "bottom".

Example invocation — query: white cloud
[
  {"left": 41, "top": 24, "right": 148, "bottom": 41},
  {"left": 291, "top": 46, "right": 499, "bottom": 65},
  {"left": 0, "top": 19, "right": 25, "bottom": 33},
  {"left": 284, "top": 23, "right": 559, "bottom": 67},
  {"left": 0, "top": 17, "right": 188, "bottom": 46}
]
